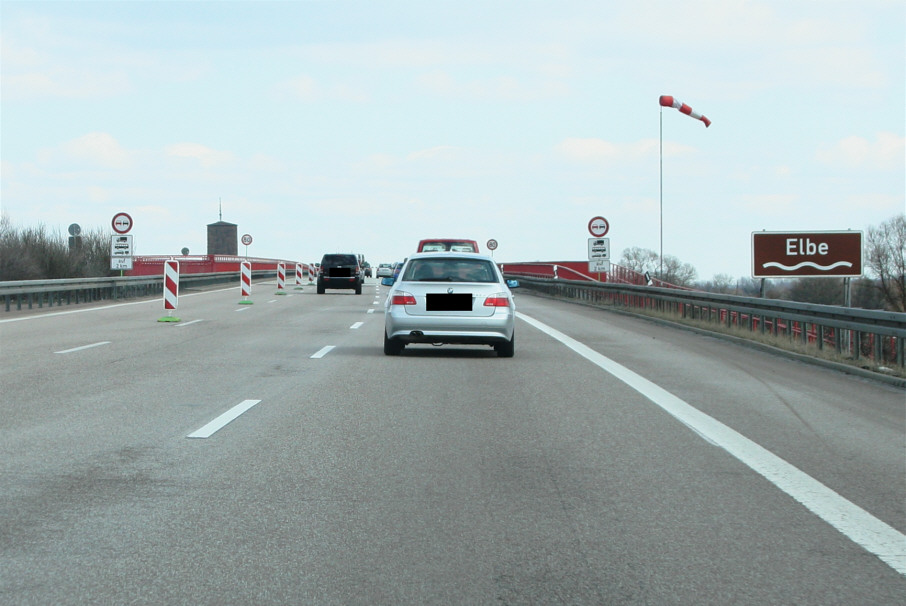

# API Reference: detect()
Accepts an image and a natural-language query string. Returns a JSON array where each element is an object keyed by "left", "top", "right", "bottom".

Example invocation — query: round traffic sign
[
  {"left": 588, "top": 216, "right": 609, "bottom": 237},
  {"left": 68, "top": 223, "right": 81, "bottom": 236},
  {"left": 486, "top": 239, "right": 498, "bottom": 251},
  {"left": 241, "top": 234, "right": 253, "bottom": 246},
  {"left": 112, "top": 212, "right": 133, "bottom": 234}
]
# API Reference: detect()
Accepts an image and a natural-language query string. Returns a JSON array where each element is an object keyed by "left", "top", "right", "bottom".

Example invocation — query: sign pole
[{"left": 659, "top": 106, "right": 664, "bottom": 279}]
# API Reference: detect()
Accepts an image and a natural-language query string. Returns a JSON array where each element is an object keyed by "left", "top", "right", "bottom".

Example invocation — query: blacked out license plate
[{"left": 426, "top": 293, "right": 472, "bottom": 311}]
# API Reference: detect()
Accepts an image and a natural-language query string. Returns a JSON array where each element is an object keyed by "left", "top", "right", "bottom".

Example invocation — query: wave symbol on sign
[{"left": 762, "top": 261, "right": 853, "bottom": 271}]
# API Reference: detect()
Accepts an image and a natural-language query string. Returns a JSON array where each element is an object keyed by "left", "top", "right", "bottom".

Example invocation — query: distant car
[
  {"left": 381, "top": 252, "right": 519, "bottom": 357},
  {"left": 364, "top": 266, "right": 372, "bottom": 278},
  {"left": 417, "top": 239, "right": 480, "bottom": 253},
  {"left": 391, "top": 260, "right": 406, "bottom": 280},
  {"left": 317, "top": 253, "right": 362, "bottom": 294},
  {"left": 376, "top": 263, "right": 393, "bottom": 278}
]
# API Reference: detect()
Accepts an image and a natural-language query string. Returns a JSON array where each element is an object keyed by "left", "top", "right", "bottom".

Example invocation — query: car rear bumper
[
  {"left": 319, "top": 277, "right": 360, "bottom": 289},
  {"left": 385, "top": 310, "right": 514, "bottom": 344}
]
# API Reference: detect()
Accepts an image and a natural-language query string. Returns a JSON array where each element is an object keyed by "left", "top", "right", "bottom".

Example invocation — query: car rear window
[
  {"left": 321, "top": 254, "right": 357, "bottom": 267},
  {"left": 417, "top": 240, "right": 479, "bottom": 252},
  {"left": 403, "top": 259, "right": 497, "bottom": 283}
]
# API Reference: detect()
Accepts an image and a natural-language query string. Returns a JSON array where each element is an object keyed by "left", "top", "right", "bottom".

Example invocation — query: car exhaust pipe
[{"left": 410, "top": 331, "right": 424, "bottom": 337}]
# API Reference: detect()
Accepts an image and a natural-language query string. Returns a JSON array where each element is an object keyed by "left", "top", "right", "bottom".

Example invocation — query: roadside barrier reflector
[
  {"left": 158, "top": 259, "right": 181, "bottom": 322},
  {"left": 295, "top": 262, "right": 305, "bottom": 290},
  {"left": 275, "top": 262, "right": 287, "bottom": 295},
  {"left": 239, "top": 261, "right": 254, "bottom": 305}
]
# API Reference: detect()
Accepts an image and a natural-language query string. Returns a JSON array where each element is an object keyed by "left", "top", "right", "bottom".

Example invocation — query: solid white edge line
[
  {"left": 0, "top": 285, "right": 242, "bottom": 324},
  {"left": 517, "top": 311, "right": 906, "bottom": 576},
  {"left": 54, "top": 341, "right": 111, "bottom": 354},
  {"left": 311, "top": 345, "right": 335, "bottom": 359},
  {"left": 187, "top": 399, "right": 262, "bottom": 439}
]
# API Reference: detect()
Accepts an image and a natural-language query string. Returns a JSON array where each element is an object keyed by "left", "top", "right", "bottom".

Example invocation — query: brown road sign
[{"left": 752, "top": 231, "right": 862, "bottom": 278}]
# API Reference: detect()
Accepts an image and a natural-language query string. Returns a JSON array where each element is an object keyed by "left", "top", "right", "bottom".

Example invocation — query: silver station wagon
[{"left": 382, "top": 252, "right": 519, "bottom": 357}]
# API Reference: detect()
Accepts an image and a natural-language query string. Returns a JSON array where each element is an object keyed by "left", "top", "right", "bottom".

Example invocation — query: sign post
[
  {"left": 111, "top": 212, "right": 134, "bottom": 275},
  {"left": 587, "top": 218, "right": 610, "bottom": 280},
  {"left": 587, "top": 237, "right": 610, "bottom": 279}
]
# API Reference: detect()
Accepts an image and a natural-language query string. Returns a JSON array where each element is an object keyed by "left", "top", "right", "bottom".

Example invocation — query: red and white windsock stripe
[
  {"left": 241, "top": 261, "right": 252, "bottom": 297},
  {"left": 276, "top": 262, "right": 286, "bottom": 291},
  {"left": 659, "top": 95, "right": 711, "bottom": 127},
  {"left": 163, "top": 260, "right": 179, "bottom": 310}
]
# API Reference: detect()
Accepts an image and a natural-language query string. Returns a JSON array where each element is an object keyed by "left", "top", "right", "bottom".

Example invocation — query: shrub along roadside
[{"left": 0, "top": 216, "right": 113, "bottom": 281}]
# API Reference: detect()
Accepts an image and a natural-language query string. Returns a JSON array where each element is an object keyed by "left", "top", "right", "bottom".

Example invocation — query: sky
[{"left": 2, "top": 0, "right": 904, "bottom": 281}]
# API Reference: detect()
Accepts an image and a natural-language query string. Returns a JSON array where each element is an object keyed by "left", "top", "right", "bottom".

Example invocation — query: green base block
[
  {"left": 238, "top": 300, "right": 254, "bottom": 305},
  {"left": 275, "top": 291, "right": 288, "bottom": 295},
  {"left": 294, "top": 286, "right": 304, "bottom": 290},
  {"left": 158, "top": 316, "right": 181, "bottom": 323}
]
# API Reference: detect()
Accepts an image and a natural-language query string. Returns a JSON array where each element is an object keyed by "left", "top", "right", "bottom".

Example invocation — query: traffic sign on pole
[
  {"left": 588, "top": 216, "right": 609, "bottom": 237},
  {"left": 112, "top": 212, "right": 133, "bottom": 234}
]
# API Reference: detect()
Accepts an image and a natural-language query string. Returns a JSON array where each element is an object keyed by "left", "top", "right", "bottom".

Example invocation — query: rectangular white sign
[
  {"left": 588, "top": 238, "right": 610, "bottom": 261},
  {"left": 588, "top": 260, "right": 610, "bottom": 273},
  {"left": 111, "top": 256, "right": 133, "bottom": 270},
  {"left": 111, "top": 235, "right": 133, "bottom": 257}
]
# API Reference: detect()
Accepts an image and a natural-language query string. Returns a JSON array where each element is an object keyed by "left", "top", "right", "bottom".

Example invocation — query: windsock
[{"left": 659, "top": 95, "right": 711, "bottom": 127}]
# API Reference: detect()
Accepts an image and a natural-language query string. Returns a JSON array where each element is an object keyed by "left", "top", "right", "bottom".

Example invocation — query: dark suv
[{"left": 317, "top": 253, "right": 362, "bottom": 294}]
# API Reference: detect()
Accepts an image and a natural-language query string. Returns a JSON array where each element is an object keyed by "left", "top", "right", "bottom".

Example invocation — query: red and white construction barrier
[
  {"left": 308, "top": 264, "right": 316, "bottom": 283},
  {"left": 239, "top": 261, "right": 253, "bottom": 304},
  {"left": 276, "top": 262, "right": 286, "bottom": 294},
  {"left": 295, "top": 262, "right": 304, "bottom": 289},
  {"left": 158, "top": 259, "right": 180, "bottom": 322}
]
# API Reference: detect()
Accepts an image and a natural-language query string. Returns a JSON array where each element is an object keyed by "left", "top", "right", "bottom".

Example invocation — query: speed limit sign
[
  {"left": 486, "top": 239, "right": 498, "bottom": 251},
  {"left": 241, "top": 234, "right": 253, "bottom": 246}
]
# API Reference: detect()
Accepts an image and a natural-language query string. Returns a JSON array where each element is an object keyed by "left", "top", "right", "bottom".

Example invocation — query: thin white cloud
[
  {"left": 416, "top": 70, "right": 568, "bottom": 101},
  {"left": 740, "top": 194, "right": 799, "bottom": 215},
  {"left": 555, "top": 137, "right": 687, "bottom": 163},
  {"left": 37, "top": 132, "right": 133, "bottom": 169},
  {"left": 273, "top": 74, "right": 369, "bottom": 103},
  {"left": 815, "top": 132, "right": 905, "bottom": 170},
  {"left": 165, "top": 143, "right": 235, "bottom": 168},
  {"left": 406, "top": 146, "right": 461, "bottom": 161}
]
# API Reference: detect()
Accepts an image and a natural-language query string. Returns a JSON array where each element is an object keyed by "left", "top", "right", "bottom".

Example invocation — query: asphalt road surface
[{"left": 1, "top": 280, "right": 903, "bottom": 605}]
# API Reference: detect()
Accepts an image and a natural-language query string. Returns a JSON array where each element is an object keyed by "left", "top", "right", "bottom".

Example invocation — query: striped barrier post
[
  {"left": 295, "top": 262, "right": 304, "bottom": 290},
  {"left": 275, "top": 262, "right": 286, "bottom": 295},
  {"left": 308, "top": 264, "right": 316, "bottom": 283},
  {"left": 158, "top": 260, "right": 181, "bottom": 322},
  {"left": 239, "top": 261, "right": 253, "bottom": 305}
]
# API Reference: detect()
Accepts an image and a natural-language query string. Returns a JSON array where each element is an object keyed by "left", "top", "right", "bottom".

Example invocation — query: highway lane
[{"left": 1, "top": 281, "right": 903, "bottom": 604}]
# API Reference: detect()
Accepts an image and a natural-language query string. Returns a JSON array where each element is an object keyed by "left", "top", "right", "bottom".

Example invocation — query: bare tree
[
  {"left": 619, "top": 246, "right": 659, "bottom": 275},
  {"left": 865, "top": 214, "right": 906, "bottom": 312},
  {"left": 618, "top": 246, "right": 697, "bottom": 286},
  {"left": 788, "top": 278, "right": 844, "bottom": 305}
]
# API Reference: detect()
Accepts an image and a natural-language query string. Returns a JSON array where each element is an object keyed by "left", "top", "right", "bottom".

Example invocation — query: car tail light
[
  {"left": 483, "top": 293, "right": 511, "bottom": 307},
  {"left": 391, "top": 292, "right": 417, "bottom": 306}
]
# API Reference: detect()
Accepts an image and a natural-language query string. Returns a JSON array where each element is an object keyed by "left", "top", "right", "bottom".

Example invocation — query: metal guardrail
[
  {"left": 509, "top": 276, "right": 906, "bottom": 369},
  {"left": 0, "top": 270, "right": 286, "bottom": 312}
]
